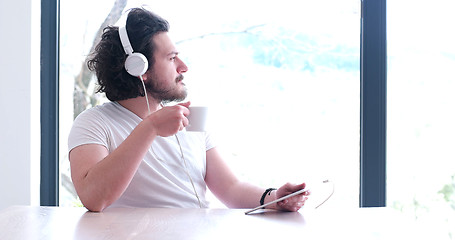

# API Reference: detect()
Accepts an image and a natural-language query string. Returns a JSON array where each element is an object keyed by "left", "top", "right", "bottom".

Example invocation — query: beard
[{"left": 145, "top": 73, "right": 187, "bottom": 103}]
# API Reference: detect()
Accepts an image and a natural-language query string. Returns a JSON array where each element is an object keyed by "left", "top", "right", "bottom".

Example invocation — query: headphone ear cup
[{"left": 124, "top": 52, "right": 148, "bottom": 77}]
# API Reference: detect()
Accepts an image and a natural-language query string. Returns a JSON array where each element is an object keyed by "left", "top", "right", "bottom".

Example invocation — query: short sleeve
[
  {"left": 68, "top": 108, "right": 110, "bottom": 154},
  {"left": 204, "top": 131, "right": 216, "bottom": 151}
]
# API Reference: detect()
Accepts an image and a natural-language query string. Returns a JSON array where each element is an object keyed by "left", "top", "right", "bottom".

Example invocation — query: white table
[{"left": 0, "top": 206, "right": 434, "bottom": 239}]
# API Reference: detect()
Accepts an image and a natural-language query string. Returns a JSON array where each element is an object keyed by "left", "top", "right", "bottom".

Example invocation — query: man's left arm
[{"left": 205, "top": 147, "right": 309, "bottom": 211}]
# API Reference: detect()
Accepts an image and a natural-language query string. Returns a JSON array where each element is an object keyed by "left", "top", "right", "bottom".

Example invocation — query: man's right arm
[
  {"left": 69, "top": 103, "right": 190, "bottom": 212},
  {"left": 69, "top": 118, "right": 158, "bottom": 212}
]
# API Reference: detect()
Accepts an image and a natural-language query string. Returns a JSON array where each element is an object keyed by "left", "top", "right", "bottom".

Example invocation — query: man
[{"left": 69, "top": 7, "right": 309, "bottom": 212}]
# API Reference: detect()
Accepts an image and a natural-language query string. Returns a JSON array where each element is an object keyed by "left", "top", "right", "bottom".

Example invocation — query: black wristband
[{"left": 260, "top": 188, "right": 277, "bottom": 208}]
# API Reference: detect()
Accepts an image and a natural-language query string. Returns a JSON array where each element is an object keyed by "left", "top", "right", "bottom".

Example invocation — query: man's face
[{"left": 145, "top": 32, "right": 188, "bottom": 103}]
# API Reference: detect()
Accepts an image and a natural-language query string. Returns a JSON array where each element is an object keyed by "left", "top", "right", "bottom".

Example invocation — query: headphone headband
[{"left": 119, "top": 26, "right": 134, "bottom": 55}]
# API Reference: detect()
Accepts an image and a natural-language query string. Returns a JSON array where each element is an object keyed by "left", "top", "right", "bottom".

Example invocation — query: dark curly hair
[{"left": 87, "top": 8, "right": 170, "bottom": 101}]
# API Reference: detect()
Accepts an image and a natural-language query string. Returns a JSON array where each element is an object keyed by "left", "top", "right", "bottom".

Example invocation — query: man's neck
[{"left": 117, "top": 95, "right": 161, "bottom": 119}]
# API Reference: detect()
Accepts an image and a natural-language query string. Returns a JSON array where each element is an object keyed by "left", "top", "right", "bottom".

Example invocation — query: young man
[{"left": 68, "top": 7, "right": 309, "bottom": 212}]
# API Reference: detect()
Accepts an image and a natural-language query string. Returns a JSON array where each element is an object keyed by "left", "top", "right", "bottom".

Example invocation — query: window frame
[
  {"left": 40, "top": 0, "right": 387, "bottom": 207},
  {"left": 40, "top": 0, "right": 60, "bottom": 206},
  {"left": 360, "top": 0, "right": 387, "bottom": 207}
]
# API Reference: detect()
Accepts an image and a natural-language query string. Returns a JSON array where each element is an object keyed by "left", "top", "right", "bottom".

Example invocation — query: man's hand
[
  {"left": 274, "top": 182, "right": 310, "bottom": 212},
  {"left": 146, "top": 101, "right": 191, "bottom": 137}
]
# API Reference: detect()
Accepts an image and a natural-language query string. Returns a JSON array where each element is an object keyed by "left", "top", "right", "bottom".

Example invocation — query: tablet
[{"left": 244, "top": 188, "right": 310, "bottom": 215}]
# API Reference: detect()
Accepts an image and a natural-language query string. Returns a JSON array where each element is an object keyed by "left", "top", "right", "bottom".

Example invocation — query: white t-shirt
[{"left": 68, "top": 102, "right": 214, "bottom": 208}]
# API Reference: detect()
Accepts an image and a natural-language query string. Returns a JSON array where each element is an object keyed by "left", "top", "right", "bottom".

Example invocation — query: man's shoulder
[
  {"left": 72, "top": 102, "right": 121, "bottom": 127},
  {"left": 76, "top": 102, "right": 117, "bottom": 118}
]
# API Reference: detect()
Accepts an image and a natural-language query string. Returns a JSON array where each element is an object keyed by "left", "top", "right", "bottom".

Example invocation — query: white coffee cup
[{"left": 186, "top": 106, "right": 209, "bottom": 132}]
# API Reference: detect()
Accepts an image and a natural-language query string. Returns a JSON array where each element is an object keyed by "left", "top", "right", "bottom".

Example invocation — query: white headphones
[
  {"left": 119, "top": 25, "right": 151, "bottom": 114},
  {"left": 118, "top": 26, "right": 148, "bottom": 77}
]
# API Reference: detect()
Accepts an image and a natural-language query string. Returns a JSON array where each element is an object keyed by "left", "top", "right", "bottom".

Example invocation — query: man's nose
[{"left": 177, "top": 57, "right": 188, "bottom": 73}]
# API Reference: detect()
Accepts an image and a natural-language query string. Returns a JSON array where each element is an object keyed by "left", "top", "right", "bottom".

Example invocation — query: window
[
  {"left": 387, "top": 0, "right": 455, "bottom": 238},
  {"left": 58, "top": 0, "right": 361, "bottom": 209}
]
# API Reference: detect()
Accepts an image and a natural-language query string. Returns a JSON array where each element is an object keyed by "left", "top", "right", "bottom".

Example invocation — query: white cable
[
  {"left": 149, "top": 135, "right": 202, "bottom": 208},
  {"left": 139, "top": 75, "right": 202, "bottom": 208},
  {"left": 315, "top": 180, "right": 334, "bottom": 209},
  {"left": 139, "top": 75, "right": 151, "bottom": 116},
  {"left": 175, "top": 134, "right": 203, "bottom": 208}
]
